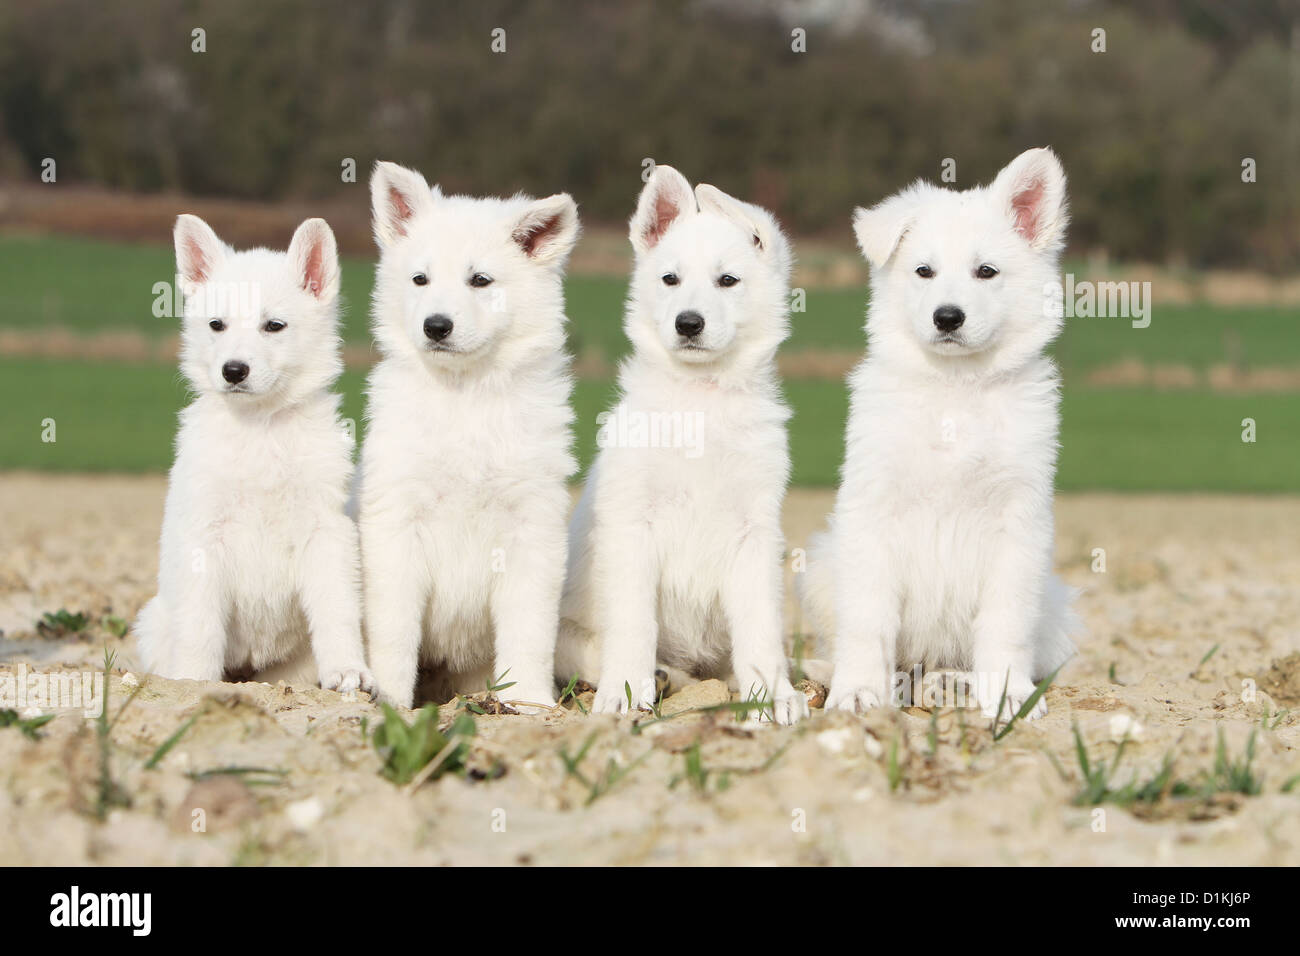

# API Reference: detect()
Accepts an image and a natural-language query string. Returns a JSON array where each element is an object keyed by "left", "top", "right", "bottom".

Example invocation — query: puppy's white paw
[
  {"left": 771, "top": 684, "right": 810, "bottom": 725},
  {"left": 826, "top": 684, "right": 886, "bottom": 714},
  {"left": 593, "top": 675, "right": 656, "bottom": 716},
  {"left": 321, "top": 666, "right": 375, "bottom": 697},
  {"left": 738, "top": 678, "right": 809, "bottom": 724}
]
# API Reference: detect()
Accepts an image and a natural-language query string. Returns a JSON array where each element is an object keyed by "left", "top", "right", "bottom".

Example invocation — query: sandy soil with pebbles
[{"left": 1, "top": 472, "right": 1298, "bottom": 865}]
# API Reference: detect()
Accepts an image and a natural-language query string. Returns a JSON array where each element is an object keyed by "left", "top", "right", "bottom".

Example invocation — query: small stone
[
  {"left": 473, "top": 695, "right": 519, "bottom": 716},
  {"left": 1108, "top": 713, "right": 1144, "bottom": 740},
  {"left": 797, "top": 678, "right": 827, "bottom": 709},
  {"left": 817, "top": 727, "right": 854, "bottom": 755},
  {"left": 659, "top": 679, "right": 732, "bottom": 716},
  {"left": 120, "top": 672, "right": 139, "bottom": 688},
  {"left": 285, "top": 797, "right": 324, "bottom": 832}
]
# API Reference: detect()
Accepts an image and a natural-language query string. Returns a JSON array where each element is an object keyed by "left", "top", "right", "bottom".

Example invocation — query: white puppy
[
  {"left": 135, "top": 215, "right": 372, "bottom": 693},
  {"left": 556, "top": 165, "right": 808, "bottom": 724},
  {"left": 800, "top": 147, "right": 1078, "bottom": 720},
  {"left": 357, "top": 162, "right": 579, "bottom": 710}
]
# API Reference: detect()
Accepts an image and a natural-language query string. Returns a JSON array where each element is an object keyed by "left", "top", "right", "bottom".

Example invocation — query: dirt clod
[{"left": 1258, "top": 653, "right": 1300, "bottom": 706}]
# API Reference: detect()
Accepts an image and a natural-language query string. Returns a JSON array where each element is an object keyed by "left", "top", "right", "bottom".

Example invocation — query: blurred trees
[{"left": 0, "top": 0, "right": 1295, "bottom": 269}]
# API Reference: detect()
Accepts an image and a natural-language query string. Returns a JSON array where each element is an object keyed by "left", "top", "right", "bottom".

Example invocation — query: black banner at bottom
[{"left": 0, "top": 866, "right": 1274, "bottom": 941}]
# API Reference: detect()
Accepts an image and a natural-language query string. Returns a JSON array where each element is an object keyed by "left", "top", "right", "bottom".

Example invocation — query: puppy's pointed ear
[
  {"left": 370, "top": 161, "right": 436, "bottom": 249},
  {"left": 695, "top": 182, "right": 791, "bottom": 273},
  {"left": 287, "top": 217, "right": 339, "bottom": 301},
  {"left": 695, "top": 184, "right": 765, "bottom": 251},
  {"left": 852, "top": 192, "right": 917, "bottom": 269},
  {"left": 990, "top": 147, "right": 1069, "bottom": 251},
  {"left": 512, "top": 193, "right": 580, "bottom": 267},
  {"left": 174, "top": 214, "right": 226, "bottom": 287},
  {"left": 630, "top": 164, "right": 695, "bottom": 255}
]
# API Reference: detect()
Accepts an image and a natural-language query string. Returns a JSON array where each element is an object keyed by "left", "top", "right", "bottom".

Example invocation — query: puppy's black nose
[
  {"left": 675, "top": 310, "right": 705, "bottom": 338},
  {"left": 423, "top": 314, "right": 454, "bottom": 341},
  {"left": 222, "top": 360, "right": 249, "bottom": 384},
  {"left": 933, "top": 305, "right": 965, "bottom": 333}
]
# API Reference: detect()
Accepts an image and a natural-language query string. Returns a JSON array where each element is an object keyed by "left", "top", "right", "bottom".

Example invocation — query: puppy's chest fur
[
  {"left": 361, "top": 361, "right": 574, "bottom": 529},
  {"left": 605, "top": 379, "right": 790, "bottom": 557},
  {"left": 852, "top": 363, "right": 1059, "bottom": 508},
  {"left": 172, "top": 400, "right": 348, "bottom": 551}
]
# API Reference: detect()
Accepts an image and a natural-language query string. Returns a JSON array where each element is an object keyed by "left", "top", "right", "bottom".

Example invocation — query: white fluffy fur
[
  {"left": 799, "top": 147, "right": 1078, "bottom": 720},
  {"left": 135, "top": 215, "right": 372, "bottom": 693},
  {"left": 556, "top": 165, "right": 808, "bottom": 724},
  {"left": 357, "top": 161, "right": 579, "bottom": 710}
]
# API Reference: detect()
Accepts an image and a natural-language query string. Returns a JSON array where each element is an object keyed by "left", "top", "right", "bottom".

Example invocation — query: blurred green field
[
  {"left": 2, "top": 358, "right": 1295, "bottom": 491},
  {"left": 0, "top": 235, "right": 1296, "bottom": 490}
]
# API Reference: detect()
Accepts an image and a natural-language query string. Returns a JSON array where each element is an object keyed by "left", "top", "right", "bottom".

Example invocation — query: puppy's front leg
[
  {"left": 972, "top": 516, "right": 1052, "bottom": 721},
  {"left": 159, "top": 544, "right": 228, "bottom": 682},
  {"left": 360, "top": 520, "right": 427, "bottom": 708},
  {"left": 300, "top": 517, "right": 374, "bottom": 696},
  {"left": 827, "top": 527, "right": 900, "bottom": 713},
  {"left": 489, "top": 524, "right": 564, "bottom": 713},
  {"left": 592, "top": 520, "right": 659, "bottom": 715},
  {"left": 723, "top": 530, "right": 807, "bottom": 724}
]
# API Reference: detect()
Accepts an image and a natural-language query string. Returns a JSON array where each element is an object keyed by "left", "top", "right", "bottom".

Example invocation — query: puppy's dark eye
[
  {"left": 264, "top": 319, "right": 287, "bottom": 333},
  {"left": 209, "top": 319, "right": 225, "bottom": 332},
  {"left": 976, "top": 264, "right": 999, "bottom": 280},
  {"left": 412, "top": 273, "right": 428, "bottom": 286},
  {"left": 717, "top": 274, "right": 740, "bottom": 288},
  {"left": 662, "top": 273, "right": 679, "bottom": 286},
  {"left": 915, "top": 265, "right": 935, "bottom": 279},
  {"left": 469, "top": 273, "right": 493, "bottom": 288}
]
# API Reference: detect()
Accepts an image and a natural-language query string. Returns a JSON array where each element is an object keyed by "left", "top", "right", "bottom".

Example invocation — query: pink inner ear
[
  {"left": 182, "top": 236, "right": 210, "bottom": 283},
  {"left": 515, "top": 213, "right": 562, "bottom": 257},
  {"left": 1011, "top": 179, "right": 1044, "bottom": 241},
  {"left": 302, "top": 240, "right": 326, "bottom": 296},
  {"left": 387, "top": 185, "right": 415, "bottom": 236},
  {"left": 643, "top": 193, "right": 681, "bottom": 248}
]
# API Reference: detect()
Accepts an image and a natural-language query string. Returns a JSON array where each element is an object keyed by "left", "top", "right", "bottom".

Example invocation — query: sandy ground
[{"left": 0, "top": 472, "right": 1298, "bottom": 866}]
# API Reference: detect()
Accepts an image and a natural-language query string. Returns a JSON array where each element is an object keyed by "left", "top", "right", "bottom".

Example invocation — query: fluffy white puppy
[
  {"left": 800, "top": 147, "right": 1078, "bottom": 720},
  {"left": 136, "top": 215, "right": 372, "bottom": 693},
  {"left": 357, "top": 162, "right": 579, "bottom": 710},
  {"left": 557, "top": 165, "right": 808, "bottom": 724}
]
